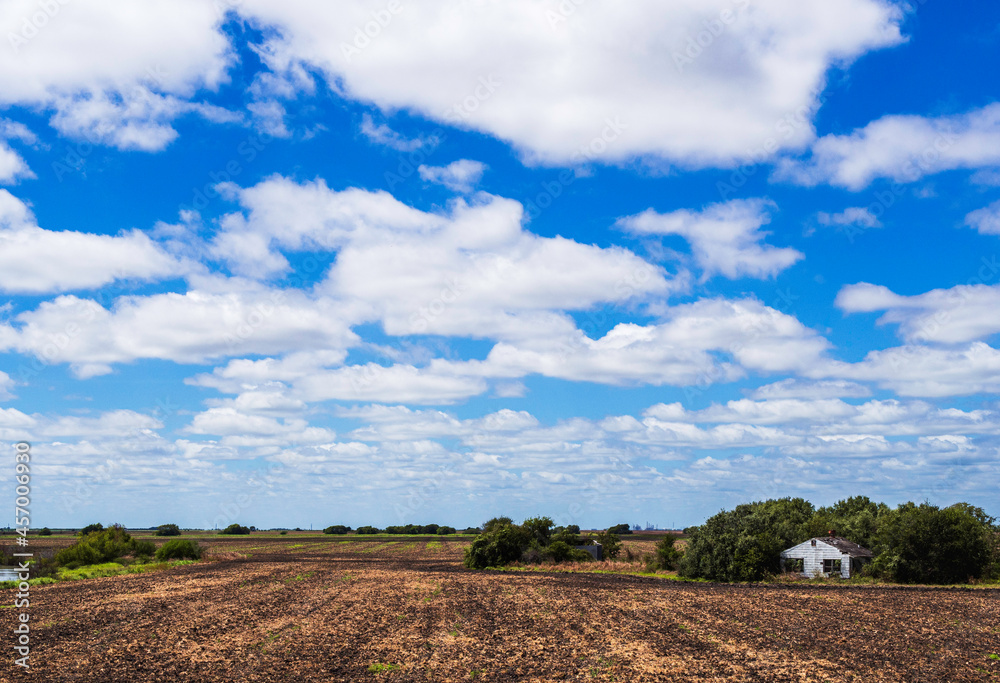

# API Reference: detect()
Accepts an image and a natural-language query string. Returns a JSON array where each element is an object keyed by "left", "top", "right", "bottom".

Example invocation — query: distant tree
[
  {"left": 459, "top": 527, "right": 481, "bottom": 535},
  {"left": 464, "top": 524, "right": 532, "bottom": 569},
  {"left": 155, "top": 524, "right": 181, "bottom": 537},
  {"left": 37, "top": 527, "right": 52, "bottom": 536},
  {"left": 57, "top": 525, "right": 143, "bottom": 568},
  {"left": 521, "top": 517, "right": 554, "bottom": 545},
  {"left": 356, "top": 525, "right": 380, "bottom": 535},
  {"left": 323, "top": 525, "right": 351, "bottom": 535},
  {"left": 436, "top": 526, "right": 456, "bottom": 535},
  {"left": 608, "top": 523, "right": 633, "bottom": 535},
  {"left": 481, "top": 517, "right": 514, "bottom": 534},
  {"left": 219, "top": 524, "right": 251, "bottom": 536},
  {"left": 79, "top": 523, "right": 104, "bottom": 536}
]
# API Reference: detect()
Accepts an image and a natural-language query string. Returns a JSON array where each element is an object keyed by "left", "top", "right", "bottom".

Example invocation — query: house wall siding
[{"left": 781, "top": 542, "right": 852, "bottom": 578}]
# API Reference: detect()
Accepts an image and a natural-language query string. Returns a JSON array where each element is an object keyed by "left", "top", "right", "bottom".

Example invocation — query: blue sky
[{"left": 1, "top": 0, "right": 999, "bottom": 530}]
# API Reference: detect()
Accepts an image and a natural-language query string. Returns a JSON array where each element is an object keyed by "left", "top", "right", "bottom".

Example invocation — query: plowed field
[{"left": 2, "top": 535, "right": 999, "bottom": 682}]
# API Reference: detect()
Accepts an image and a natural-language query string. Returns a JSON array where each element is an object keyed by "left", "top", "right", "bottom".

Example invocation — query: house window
[{"left": 823, "top": 559, "right": 842, "bottom": 574}]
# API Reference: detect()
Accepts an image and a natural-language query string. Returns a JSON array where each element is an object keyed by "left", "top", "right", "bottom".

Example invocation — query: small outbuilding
[{"left": 780, "top": 536, "right": 872, "bottom": 578}]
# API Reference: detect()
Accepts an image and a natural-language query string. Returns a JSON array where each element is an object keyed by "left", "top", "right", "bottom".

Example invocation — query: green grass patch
[{"left": 368, "top": 663, "right": 400, "bottom": 674}]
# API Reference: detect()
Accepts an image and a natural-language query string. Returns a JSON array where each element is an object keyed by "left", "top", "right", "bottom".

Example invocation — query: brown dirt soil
[{"left": 2, "top": 535, "right": 999, "bottom": 682}]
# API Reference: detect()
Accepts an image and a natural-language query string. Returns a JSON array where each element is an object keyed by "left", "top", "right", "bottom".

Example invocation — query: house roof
[{"left": 813, "top": 537, "right": 873, "bottom": 558}]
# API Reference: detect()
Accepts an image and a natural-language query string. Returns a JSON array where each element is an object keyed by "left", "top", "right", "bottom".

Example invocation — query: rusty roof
[{"left": 815, "top": 537, "right": 873, "bottom": 558}]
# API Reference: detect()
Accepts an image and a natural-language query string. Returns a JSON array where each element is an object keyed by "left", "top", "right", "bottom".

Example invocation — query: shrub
[
  {"left": 356, "top": 526, "right": 380, "bottom": 535},
  {"left": 155, "top": 524, "right": 181, "bottom": 537},
  {"left": 595, "top": 531, "right": 622, "bottom": 560},
  {"left": 436, "top": 526, "right": 456, "bottom": 535},
  {"left": 219, "top": 524, "right": 251, "bottom": 535},
  {"left": 650, "top": 535, "right": 682, "bottom": 571},
  {"left": 37, "top": 527, "right": 52, "bottom": 536},
  {"left": 609, "top": 523, "right": 633, "bottom": 535},
  {"left": 155, "top": 539, "right": 203, "bottom": 561},
  {"left": 869, "top": 502, "right": 997, "bottom": 584},
  {"left": 464, "top": 524, "right": 532, "bottom": 569},
  {"left": 323, "top": 525, "right": 351, "bottom": 535},
  {"left": 280, "top": 530, "right": 288, "bottom": 535},
  {"left": 56, "top": 525, "right": 141, "bottom": 569},
  {"left": 132, "top": 540, "right": 156, "bottom": 559},
  {"left": 79, "top": 523, "right": 104, "bottom": 536},
  {"left": 460, "top": 527, "right": 480, "bottom": 535}
]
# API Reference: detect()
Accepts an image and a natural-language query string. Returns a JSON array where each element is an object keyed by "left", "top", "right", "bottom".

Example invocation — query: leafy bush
[
  {"left": 37, "top": 527, "right": 52, "bottom": 536},
  {"left": 56, "top": 525, "right": 143, "bottom": 569},
  {"left": 595, "top": 531, "right": 622, "bottom": 560},
  {"left": 79, "top": 523, "right": 104, "bottom": 536},
  {"left": 280, "top": 530, "right": 288, "bottom": 535},
  {"left": 464, "top": 523, "right": 532, "bottom": 569},
  {"left": 218, "top": 524, "right": 251, "bottom": 535},
  {"left": 436, "top": 526, "right": 456, "bottom": 535},
  {"left": 680, "top": 498, "right": 815, "bottom": 582},
  {"left": 608, "top": 523, "right": 633, "bottom": 535},
  {"left": 460, "top": 527, "right": 481, "bottom": 535},
  {"left": 155, "top": 539, "right": 203, "bottom": 561},
  {"left": 868, "top": 502, "right": 997, "bottom": 584},
  {"left": 155, "top": 524, "right": 181, "bottom": 537},
  {"left": 323, "top": 525, "right": 351, "bottom": 535},
  {"left": 356, "top": 526, "right": 380, "bottom": 535},
  {"left": 542, "top": 540, "right": 593, "bottom": 563},
  {"left": 132, "top": 540, "right": 156, "bottom": 559},
  {"left": 646, "top": 535, "right": 682, "bottom": 571}
]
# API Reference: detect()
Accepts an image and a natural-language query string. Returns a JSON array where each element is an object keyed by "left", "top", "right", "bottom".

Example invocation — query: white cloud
[
  {"left": 825, "top": 342, "right": 1000, "bottom": 397},
  {"left": 238, "top": 0, "right": 901, "bottom": 167},
  {"left": 40, "top": 410, "right": 162, "bottom": 438},
  {"left": 211, "top": 176, "right": 678, "bottom": 341},
  {"left": 750, "top": 378, "right": 872, "bottom": 400},
  {"left": 0, "top": 371, "right": 15, "bottom": 401},
  {"left": 817, "top": 207, "right": 881, "bottom": 229},
  {"left": 0, "top": 142, "right": 32, "bottom": 184},
  {"left": 418, "top": 159, "right": 487, "bottom": 193},
  {"left": 0, "top": 190, "right": 191, "bottom": 293},
  {"left": 618, "top": 199, "right": 803, "bottom": 280},
  {"left": 836, "top": 281, "right": 1000, "bottom": 344},
  {"left": 1, "top": 288, "right": 358, "bottom": 378},
  {"left": 0, "top": 0, "right": 235, "bottom": 151},
  {"left": 966, "top": 200, "right": 1000, "bottom": 236},
  {"left": 776, "top": 104, "right": 1000, "bottom": 190},
  {"left": 359, "top": 114, "right": 437, "bottom": 152}
]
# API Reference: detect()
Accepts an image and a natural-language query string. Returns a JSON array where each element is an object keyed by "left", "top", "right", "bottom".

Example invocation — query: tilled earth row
[{"left": 2, "top": 538, "right": 999, "bottom": 682}]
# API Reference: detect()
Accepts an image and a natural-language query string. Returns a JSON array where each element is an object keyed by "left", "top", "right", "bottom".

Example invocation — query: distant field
[{"left": 3, "top": 536, "right": 998, "bottom": 681}]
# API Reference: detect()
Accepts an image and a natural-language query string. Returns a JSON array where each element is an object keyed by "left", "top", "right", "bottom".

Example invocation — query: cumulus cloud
[
  {"left": 618, "top": 199, "right": 803, "bottom": 280},
  {"left": 750, "top": 378, "right": 872, "bottom": 400},
  {"left": 210, "top": 176, "right": 678, "bottom": 341},
  {"left": 0, "top": 288, "right": 358, "bottom": 377},
  {"left": 237, "top": 0, "right": 902, "bottom": 167},
  {"left": 966, "top": 200, "right": 1000, "bottom": 236},
  {"left": 836, "top": 281, "right": 1000, "bottom": 344},
  {"left": 0, "top": 0, "right": 235, "bottom": 151},
  {"left": 776, "top": 104, "right": 1000, "bottom": 189},
  {"left": 825, "top": 342, "right": 1000, "bottom": 397},
  {"left": 0, "top": 190, "right": 191, "bottom": 293},
  {"left": 418, "top": 159, "right": 486, "bottom": 193}
]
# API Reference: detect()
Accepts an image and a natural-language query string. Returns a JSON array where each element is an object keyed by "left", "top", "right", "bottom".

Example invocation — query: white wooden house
[{"left": 780, "top": 536, "right": 872, "bottom": 578}]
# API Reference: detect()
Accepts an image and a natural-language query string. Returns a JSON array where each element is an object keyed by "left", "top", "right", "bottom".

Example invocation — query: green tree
[
  {"left": 323, "top": 525, "right": 351, "bottom": 535},
  {"left": 155, "top": 524, "right": 181, "bottom": 537},
  {"left": 870, "top": 502, "right": 997, "bottom": 584},
  {"left": 680, "top": 498, "right": 814, "bottom": 582},
  {"left": 218, "top": 524, "right": 251, "bottom": 535},
  {"left": 594, "top": 530, "right": 622, "bottom": 559}
]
